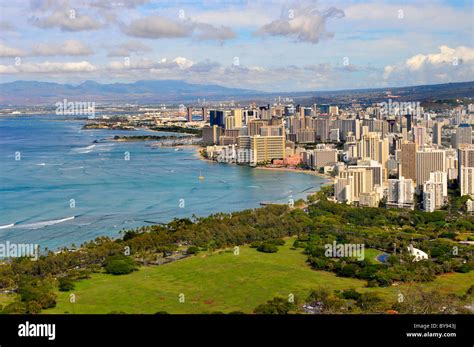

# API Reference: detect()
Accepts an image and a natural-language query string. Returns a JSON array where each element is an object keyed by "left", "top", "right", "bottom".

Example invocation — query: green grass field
[
  {"left": 42, "top": 240, "right": 473, "bottom": 314},
  {"left": 0, "top": 293, "right": 15, "bottom": 308}
]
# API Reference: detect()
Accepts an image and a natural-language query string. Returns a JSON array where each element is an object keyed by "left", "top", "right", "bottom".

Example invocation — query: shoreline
[
  {"left": 254, "top": 166, "right": 334, "bottom": 181},
  {"left": 194, "top": 146, "right": 334, "bottom": 182}
]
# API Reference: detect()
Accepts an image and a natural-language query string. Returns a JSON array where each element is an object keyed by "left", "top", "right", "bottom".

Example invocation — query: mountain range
[
  {"left": 0, "top": 80, "right": 259, "bottom": 105},
  {"left": 0, "top": 80, "right": 473, "bottom": 105}
]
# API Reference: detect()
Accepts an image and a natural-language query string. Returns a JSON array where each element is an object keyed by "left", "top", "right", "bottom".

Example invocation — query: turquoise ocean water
[{"left": 0, "top": 114, "right": 326, "bottom": 250}]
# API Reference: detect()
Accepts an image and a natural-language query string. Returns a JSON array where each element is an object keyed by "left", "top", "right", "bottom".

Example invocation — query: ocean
[{"left": 0, "top": 114, "right": 326, "bottom": 250}]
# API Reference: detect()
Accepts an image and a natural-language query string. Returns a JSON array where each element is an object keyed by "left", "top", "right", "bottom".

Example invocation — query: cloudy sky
[{"left": 0, "top": 0, "right": 473, "bottom": 92}]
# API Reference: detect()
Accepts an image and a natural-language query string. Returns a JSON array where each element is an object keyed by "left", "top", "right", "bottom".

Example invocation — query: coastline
[
  {"left": 254, "top": 166, "right": 334, "bottom": 181},
  {"left": 194, "top": 146, "right": 333, "bottom": 182}
]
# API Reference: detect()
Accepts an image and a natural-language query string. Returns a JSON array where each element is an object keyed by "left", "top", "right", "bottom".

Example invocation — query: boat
[{"left": 198, "top": 171, "right": 205, "bottom": 180}]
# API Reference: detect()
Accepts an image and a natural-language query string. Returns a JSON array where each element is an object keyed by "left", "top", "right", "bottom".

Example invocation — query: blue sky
[{"left": 0, "top": 0, "right": 472, "bottom": 91}]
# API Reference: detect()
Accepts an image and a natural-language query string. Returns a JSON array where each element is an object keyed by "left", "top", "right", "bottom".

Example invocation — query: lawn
[
  {"left": 44, "top": 241, "right": 473, "bottom": 314},
  {"left": 0, "top": 293, "right": 15, "bottom": 308}
]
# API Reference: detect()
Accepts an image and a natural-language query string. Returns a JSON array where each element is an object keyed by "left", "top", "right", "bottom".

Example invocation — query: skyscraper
[
  {"left": 250, "top": 135, "right": 285, "bottom": 164},
  {"left": 186, "top": 107, "right": 193, "bottom": 122},
  {"left": 209, "top": 110, "right": 226, "bottom": 128},
  {"left": 202, "top": 107, "right": 208, "bottom": 122},
  {"left": 400, "top": 141, "right": 416, "bottom": 181},
  {"left": 452, "top": 124, "right": 472, "bottom": 149},
  {"left": 458, "top": 146, "right": 474, "bottom": 197},
  {"left": 432, "top": 122, "right": 442, "bottom": 146},
  {"left": 416, "top": 149, "right": 446, "bottom": 187},
  {"left": 387, "top": 176, "right": 414, "bottom": 209},
  {"left": 357, "top": 132, "right": 389, "bottom": 181},
  {"left": 413, "top": 125, "right": 427, "bottom": 148}
]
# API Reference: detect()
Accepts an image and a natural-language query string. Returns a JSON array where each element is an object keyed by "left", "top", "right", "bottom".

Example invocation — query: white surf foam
[
  {"left": 0, "top": 223, "right": 15, "bottom": 229},
  {"left": 16, "top": 216, "right": 76, "bottom": 230}
]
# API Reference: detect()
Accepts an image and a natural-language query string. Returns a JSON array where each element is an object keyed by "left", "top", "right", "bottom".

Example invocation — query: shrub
[
  {"left": 257, "top": 243, "right": 278, "bottom": 253},
  {"left": 186, "top": 246, "right": 199, "bottom": 255},
  {"left": 58, "top": 277, "right": 75, "bottom": 292},
  {"left": 254, "top": 297, "right": 294, "bottom": 314},
  {"left": 104, "top": 254, "right": 138, "bottom": 275}
]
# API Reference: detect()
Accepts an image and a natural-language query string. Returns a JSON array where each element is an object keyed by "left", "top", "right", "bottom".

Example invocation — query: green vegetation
[
  {"left": 0, "top": 191, "right": 472, "bottom": 314},
  {"left": 58, "top": 277, "right": 75, "bottom": 292},
  {"left": 150, "top": 126, "right": 202, "bottom": 135},
  {"left": 40, "top": 241, "right": 473, "bottom": 314},
  {"left": 104, "top": 254, "right": 138, "bottom": 275},
  {"left": 254, "top": 297, "right": 296, "bottom": 314},
  {"left": 112, "top": 135, "right": 194, "bottom": 141}
]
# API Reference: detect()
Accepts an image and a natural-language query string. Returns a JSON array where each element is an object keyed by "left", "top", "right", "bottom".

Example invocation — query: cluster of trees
[
  {"left": 253, "top": 286, "right": 473, "bottom": 314},
  {"left": 254, "top": 297, "right": 296, "bottom": 314},
  {"left": 251, "top": 239, "right": 285, "bottom": 253},
  {"left": 300, "top": 200, "right": 473, "bottom": 286}
]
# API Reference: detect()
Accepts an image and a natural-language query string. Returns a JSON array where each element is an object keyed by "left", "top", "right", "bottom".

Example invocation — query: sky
[{"left": 0, "top": 0, "right": 473, "bottom": 92}]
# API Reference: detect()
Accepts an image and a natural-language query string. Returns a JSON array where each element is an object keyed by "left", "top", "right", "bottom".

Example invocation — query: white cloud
[
  {"left": 0, "top": 64, "right": 18, "bottom": 73},
  {"left": 0, "top": 61, "right": 97, "bottom": 74},
  {"left": 344, "top": 2, "right": 472, "bottom": 31},
  {"left": 255, "top": 3, "right": 344, "bottom": 44},
  {"left": 121, "top": 16, "right": 236, "bottom": 43},
  {"left": 0, "top": 43, "right": 26, "bottom": 57},
  {"left": 107, "top": 40, "right": 152, "bottom": 57},
  {"left": 31, "top": 40, "right": 93, "bottom": 56},
  {"left": 192, "top": 23, "right": 236, "bottom": 43},
  {"left": 121, "top": 16, "right": 193, "bottom": 38},
  {"left": 172, "top": 57, "right": 194, "bottom": 69},
  {"left": 384, "top": 45, "right": 474, "bottom": 85},
  {"left": 30, "top": 10, "right": 102, "bottom": 31}
]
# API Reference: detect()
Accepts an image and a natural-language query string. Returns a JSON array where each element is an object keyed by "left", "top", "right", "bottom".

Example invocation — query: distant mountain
[
  {"left": 0, "top": 80, "right": 473, "bottom": 106},
  {"left": 0, "top": 80, "right": 260, "bottom": 105}
]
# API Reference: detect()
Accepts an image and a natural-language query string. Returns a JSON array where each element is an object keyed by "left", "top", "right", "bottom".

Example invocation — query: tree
[
  {"left": 254, "top": 297, "right": 294, "bottom": 314},
  {"left": 257, "top": 243, "right": 278, "bottom": 253},
  {"left": 104, "top": 254, "right": 138, "bottom": 275},
  {"left": 58, "top": 277, "right": 75, "bottom": 292},
  {"left": 186, "top": 246, "right": 199, "bottom": 255}
]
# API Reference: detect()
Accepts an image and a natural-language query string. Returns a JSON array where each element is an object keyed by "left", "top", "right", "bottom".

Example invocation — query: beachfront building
[{"left": 250, "top": 135, "right": 285, "bottom": 164}]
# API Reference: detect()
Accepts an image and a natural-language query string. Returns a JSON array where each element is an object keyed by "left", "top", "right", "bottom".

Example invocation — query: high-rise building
[
  {"left": 357, "top": 132, "right": 389, "bottom": 181},
  {"left": 334, "top": 176, "right": 353, "bottom": 204},
  {"left": 296, "top": 129, "right": 316, "bottom": 143},
  {"left": 460, "top": 167, "right": 474, "bottom": 197},
  {"left": 250, "top": 135, "right": 285, "bottom": 164},
  {"left": 202, "top": 107, "right": 208, "bottom": 122},
  {"left": 416, "top": 149, "right": 446, "bottom": 188},
  {"left": 452, "top": 124, "right": 472, "bottom": 149},
  {"left": 458, "top": 146, "right": 474, "bottom": 168},
  {"left": 335, "top": 119, "right": 361, "bottom": 141},
  {"left": 315, "top": 118, "right": 330, "bottom": 142},
  {"left": 185, "top": 107, "right": 193, "bottom": 122},
  {"left": 231, "top": 109, "right": 243, "bottom": 128},
  {"left": 432, "top": 122, "right": 442, "bottom": 146},
  {"left": 248, "top": 119, "right": 267, "bottom": 136},
  {"left": 329, "top": 105, "right": 339, "bottom": 116},
  {"left": 260, "top": 125, "right": 284, "bottom": 137},
  {"left": 400, "top": 141, "right": 416, "bottom": 181},
  {"left": 413, "top": 125, "right": 427, "bottom": 148},
  {"left": 422, "top": 171, "right": 447, "bottom": 212},
  {"left": 209, "top": 110, "right": 226, "bottom": 128},
  {"left": 387, "top": 176, "right": 414, "bottom": 209},
  {"left": 338, "top": 166, "right": 375, "bottom": 203},
  {"left": 202, "top": 125, "right": 223, "bottom": 145},
  {"left": 312, "top": 145, "right": 338, "bottom": 169}
]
